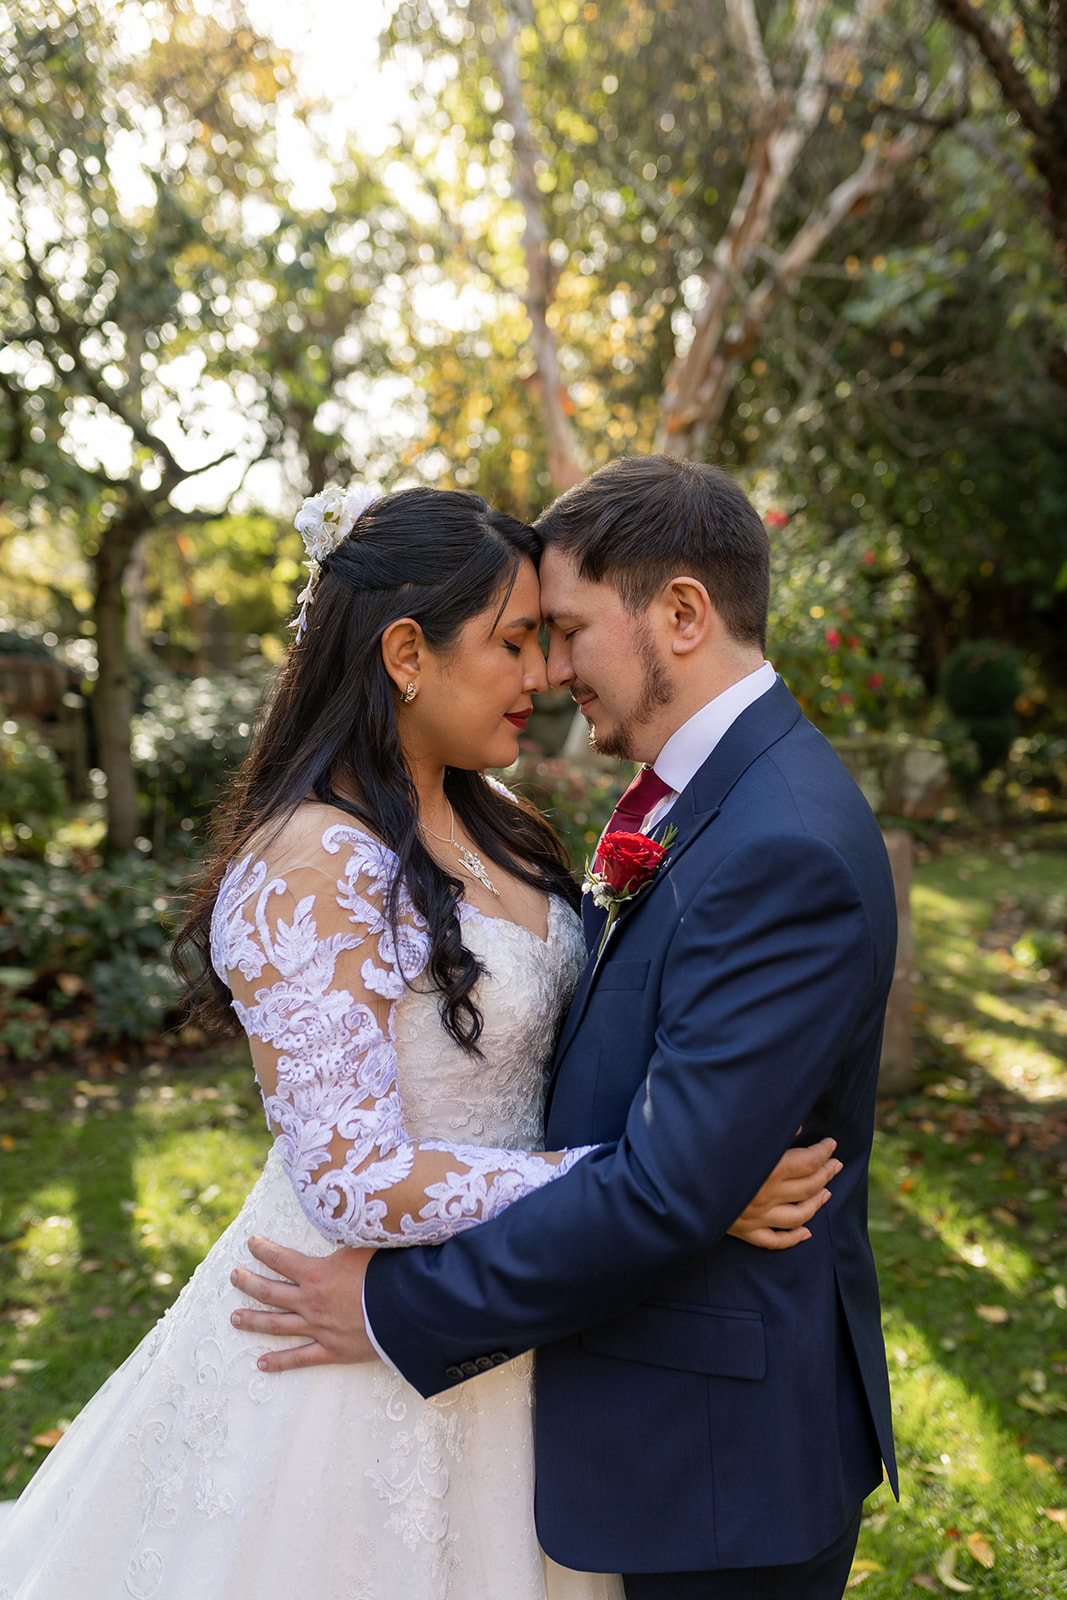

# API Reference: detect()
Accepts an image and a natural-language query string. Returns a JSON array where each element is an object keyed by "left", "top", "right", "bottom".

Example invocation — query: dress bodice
[
  {"left": 209, "top": 804, "right": 591, "bottom": 1251},
  {"left": 394, "top": 897, "right": 583, "bottom": 1150}
]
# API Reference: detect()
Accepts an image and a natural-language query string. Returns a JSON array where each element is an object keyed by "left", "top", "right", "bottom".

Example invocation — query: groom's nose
[{"left": 545, "top": 634, "right": 574, "bottom": 690}]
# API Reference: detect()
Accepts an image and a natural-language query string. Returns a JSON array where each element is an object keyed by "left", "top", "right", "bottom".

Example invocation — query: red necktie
[{"left": 604, "top": 765, "right": 673, "bottom": 837}]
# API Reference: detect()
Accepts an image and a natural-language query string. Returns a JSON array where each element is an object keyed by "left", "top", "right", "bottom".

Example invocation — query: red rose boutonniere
[{"left": 584, "top": 825, "right": 678, "bottom": 959}]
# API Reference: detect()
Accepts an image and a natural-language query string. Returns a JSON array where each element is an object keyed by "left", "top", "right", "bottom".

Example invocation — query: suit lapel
[{"left": 548, "top": 678, "right": 802, "bottom": 1085}]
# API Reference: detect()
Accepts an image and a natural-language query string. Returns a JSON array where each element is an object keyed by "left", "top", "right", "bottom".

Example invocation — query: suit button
[
  {"left": 444, "top": 1365, "right": 462, "bottom": 1379},
  {"left": 460, "top": 1361, "right": 478, "bottom": 1376},
  {"left": 475, "top": 1355, "right": 493, "bottom": 1371},
  {"left": 490, "top": 1351, "right": 508, "bottom": 1366}
]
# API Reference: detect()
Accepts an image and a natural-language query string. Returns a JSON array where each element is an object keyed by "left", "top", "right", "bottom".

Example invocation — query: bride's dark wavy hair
[{"left": 173, "top": 487, "right": 579, "bottom": 1053}]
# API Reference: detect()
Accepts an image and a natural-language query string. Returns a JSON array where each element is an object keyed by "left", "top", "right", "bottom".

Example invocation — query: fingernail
[
  {"left": 832, "top": 1160, "right": 843, "bottom": 1175},
  {"left": 258, "top": 1357, "right": 268, "bottom": 1370},
  {"left": 230, "top": 1270, "right": 238, "bottom": 1286},
  {"left": 801, "top": 1229, "right": 811, "bottom": 1241},
  {"left": 231, "top": 1311, "right": 242, "bottom": 1326},
  {"left": 821, "top": 1189, "right": 832, "bottom": 1202}
]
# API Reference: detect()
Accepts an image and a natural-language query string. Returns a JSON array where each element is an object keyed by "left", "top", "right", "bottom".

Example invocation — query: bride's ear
[{"left": 380, "top": 618, "right": 426, "bottom": 698}]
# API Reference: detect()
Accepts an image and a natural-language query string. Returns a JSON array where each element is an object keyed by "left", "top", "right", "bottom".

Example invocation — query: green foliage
[
  {"left": 0, "top": 855, "right": 186, "bottom": 1056},
  {"left": 0, "top": 718, "right": 68, "bottom": 855},
  {"left": 766, "top": 517, "right": 921, "bottom": 733},
  {"left": 508, "top": 750, "right": 624, "bottom": 867},
  {"left": 131, "top": 670, "right": 266, "bottom": 844},
  {"left": 939, "top": 642, "right": 1024, "bottom": 719},
  {"left": 940, "top": 643, "right": 1025, "bottom": 776}
]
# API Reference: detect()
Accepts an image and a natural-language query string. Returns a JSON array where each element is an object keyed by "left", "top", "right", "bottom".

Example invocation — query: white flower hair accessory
[{"left": 291, "top": 483, "right": 379, "bottom": 640}]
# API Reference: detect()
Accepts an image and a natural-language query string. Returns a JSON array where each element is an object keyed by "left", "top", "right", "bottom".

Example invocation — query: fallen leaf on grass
[
  {"left": 936, "top": 1547, "right": 973, "bottom": 1591},
  {"left": 1025, "top": 1453, "right": 1054, "bottom": 1473},
  {"left": 9, "top": 1359, "right": 44, "bottom": 1373},
  {"left": 966, "top": 1532, "right": 994, "bottom": 1569},
  {"left": 31, "top": 1428, "right": 65, "bottom": 1449},
  {"left": 849, "top": 1560, "right": 884, "bottom": 1575},
  {"left": 1040, "top": 1507, "right": 1067, "bottom": 1528},
  {"left": 89, "top": 1304, "right": 112, "bottom": 1319},
  {"left": 0, "top": 1134, "right": 16, "bottom": 1152},
  {"left": 910, "top": 1575, "right": 940, "bottom": 1591},
  {"left": 845, "top": 1574, "right": 870, "bottom": 1589},
  {"left": 975, "top": 1305, "right": 1010, "bottom": 1324}
]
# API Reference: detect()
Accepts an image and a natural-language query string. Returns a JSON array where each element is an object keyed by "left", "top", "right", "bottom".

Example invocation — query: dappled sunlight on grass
[
  {"left": 854, "top": 1308, "right": 1067, "bottom": 1596},
  {"left": 850, "top": 830, "right": 1067, "bottom": 1594},
  {"left": 911, "top": 838, "right": 1067, "bottom": 1105},
  {"left": 0, "top": 1047, "right": 265, "bottom": 1495}
]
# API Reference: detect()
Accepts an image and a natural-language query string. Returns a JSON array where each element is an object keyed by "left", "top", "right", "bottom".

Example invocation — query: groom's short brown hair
[{"left": 535, "top": 455, "right": 770, "bottom": 651}]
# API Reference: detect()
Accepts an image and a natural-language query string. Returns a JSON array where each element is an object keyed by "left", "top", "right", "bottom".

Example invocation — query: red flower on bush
[
  {"left": 867, "top": 673, "right": 884, "bottom": 690},
  {"left": 847, "top": 635, "right": 860, "bottom": 651},
  {"left": 825, "top": 628, "right": 842, "bottom": 649},
  {"left": 764, "top": 508, "right": 789, "bottom": 529},
  {"left": 863, "top": 551, "right": 876, "bottom": 565}
]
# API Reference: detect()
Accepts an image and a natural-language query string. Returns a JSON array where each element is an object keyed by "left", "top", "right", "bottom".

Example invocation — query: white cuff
[{"left": 361, "top": 1275, "right": 398, "bottom": 1369}]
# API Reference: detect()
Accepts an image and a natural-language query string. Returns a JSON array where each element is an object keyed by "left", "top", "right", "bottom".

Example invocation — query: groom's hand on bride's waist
[{"left": 230, "top": 1237, "right": 379, "bottom": 1369}]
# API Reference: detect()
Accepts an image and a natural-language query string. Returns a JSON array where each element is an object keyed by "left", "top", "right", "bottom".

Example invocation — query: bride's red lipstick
[{"left": 504, "top": 709, "right": 532, "bottom": 729}]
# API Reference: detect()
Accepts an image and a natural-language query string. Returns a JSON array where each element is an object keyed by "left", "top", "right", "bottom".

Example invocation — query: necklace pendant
[{"left": 455, "top": 843, "right": 500, "bottom": 896}]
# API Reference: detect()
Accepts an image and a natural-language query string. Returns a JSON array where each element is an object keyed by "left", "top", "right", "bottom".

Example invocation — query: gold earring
[{"left": 403, "top": 682, "right": 417, "bottom": 703}]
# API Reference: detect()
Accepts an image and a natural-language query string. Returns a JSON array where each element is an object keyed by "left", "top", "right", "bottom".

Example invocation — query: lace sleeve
[{"left": 213, "top": 820, "right": 591, "bottom": 1248}]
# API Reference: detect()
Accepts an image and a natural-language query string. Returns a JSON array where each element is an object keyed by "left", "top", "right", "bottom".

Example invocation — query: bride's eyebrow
[{"left": 502, "top": 614, "right": 540, "bottom": 631}]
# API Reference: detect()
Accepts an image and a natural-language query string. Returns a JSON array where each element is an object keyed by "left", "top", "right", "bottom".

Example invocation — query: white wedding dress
[{"left": 0, "top": 806, "right": 623, "bottom": 1600}]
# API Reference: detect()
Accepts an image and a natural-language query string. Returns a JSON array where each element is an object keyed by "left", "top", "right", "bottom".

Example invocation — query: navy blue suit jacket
[{"left": 364, "top": 679, "right": 898, "bottom": 1573}]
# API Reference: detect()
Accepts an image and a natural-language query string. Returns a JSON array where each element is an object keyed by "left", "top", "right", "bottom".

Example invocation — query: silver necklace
[{"left": 422, "top": 801, "right": 500, "bottom": 897}]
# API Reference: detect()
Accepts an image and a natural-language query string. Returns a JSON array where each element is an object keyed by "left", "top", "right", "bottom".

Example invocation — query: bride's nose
[{"left": 524, "top": 647, "right": 549, "bottom": 694}]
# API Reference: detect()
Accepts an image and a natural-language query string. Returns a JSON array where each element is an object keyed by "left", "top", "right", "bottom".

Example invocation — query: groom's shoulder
[{"left": 723, "top": 714, "right": 883, "bottom": 849}]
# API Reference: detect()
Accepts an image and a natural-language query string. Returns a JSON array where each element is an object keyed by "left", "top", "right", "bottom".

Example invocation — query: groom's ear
[
  {"left": 380, "top": 617, "right": 425, "bottom": 693},
  {"left": 661, "top": 576, "right": 713, "bottom": 657}
]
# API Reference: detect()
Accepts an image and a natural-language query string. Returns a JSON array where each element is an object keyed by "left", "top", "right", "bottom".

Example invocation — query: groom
[{"left": 234, "top": 456, "right": 898, "bottom": 1597}]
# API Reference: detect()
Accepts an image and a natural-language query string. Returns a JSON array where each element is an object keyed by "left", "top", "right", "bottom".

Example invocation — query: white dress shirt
[{"left": 631, "top": 659, "right": 777, "bottom": 833}]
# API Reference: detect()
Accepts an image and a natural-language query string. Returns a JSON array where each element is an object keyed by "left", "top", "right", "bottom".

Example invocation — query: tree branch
[
  {"left": 726, "top": 0, "right": 776, "bottom": 110},
  {"left": 935, "top": 0, "right": 1051, "bottom": 143}
]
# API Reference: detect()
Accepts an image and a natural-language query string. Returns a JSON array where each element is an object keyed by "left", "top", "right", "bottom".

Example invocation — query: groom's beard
[{"left": 584, "top": 619, "right": 675, "bottom": 761}]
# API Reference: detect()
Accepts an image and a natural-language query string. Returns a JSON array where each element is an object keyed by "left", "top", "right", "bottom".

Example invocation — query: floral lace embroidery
[{"left": 210, "top": 813, "right": 592, "bottom": 1250}]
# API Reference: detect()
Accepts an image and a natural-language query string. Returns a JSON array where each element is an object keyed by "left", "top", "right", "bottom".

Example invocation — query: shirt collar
[{"left": 652, "top": 661, "right": 777, "bottom": 797}]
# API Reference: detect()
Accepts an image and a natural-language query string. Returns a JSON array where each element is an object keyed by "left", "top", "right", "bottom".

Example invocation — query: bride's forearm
[{"left": 281, "top": 1134, "right": 594, "bottom": 1249}]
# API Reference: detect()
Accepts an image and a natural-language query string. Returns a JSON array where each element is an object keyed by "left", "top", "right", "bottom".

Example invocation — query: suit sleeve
[{"left": 364, "top": 832, "right": 880, "bottom": 1396}]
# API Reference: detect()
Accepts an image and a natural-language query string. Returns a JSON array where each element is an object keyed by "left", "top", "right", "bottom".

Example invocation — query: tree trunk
[
  {"left": 486, "top": 1, "right": 585, "bottom": 493},
  {"left": 879, "top": 828, "right": 916, "bottom": 1096},
  {"left": 93, "top": 527, "right": 141, "bottom": 855}
]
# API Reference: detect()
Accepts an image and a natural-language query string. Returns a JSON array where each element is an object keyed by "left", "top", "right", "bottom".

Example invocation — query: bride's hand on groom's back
[{"left": 727, "top": 1137, "right": 841, "bottom": 1250}]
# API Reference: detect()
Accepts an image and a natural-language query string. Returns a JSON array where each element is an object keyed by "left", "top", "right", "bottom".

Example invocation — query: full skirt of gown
[{"left": 0, "top": 1147, "right": 622, "bottom": 1600}]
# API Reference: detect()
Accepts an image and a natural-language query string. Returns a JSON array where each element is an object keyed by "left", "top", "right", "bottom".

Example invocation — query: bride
[{"left": 0, "top": 486, "right": 832, "bottom": 1600}]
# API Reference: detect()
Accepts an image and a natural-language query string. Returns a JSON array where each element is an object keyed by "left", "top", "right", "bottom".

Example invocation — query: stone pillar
[{"left": 879, "top": 828, "right": 915, "bottom": 1096}]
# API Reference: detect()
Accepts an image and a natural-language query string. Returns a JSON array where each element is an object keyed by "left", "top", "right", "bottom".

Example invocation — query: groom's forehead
[{"left": 539, "top": 546, "right": 598, "bottom": 620}]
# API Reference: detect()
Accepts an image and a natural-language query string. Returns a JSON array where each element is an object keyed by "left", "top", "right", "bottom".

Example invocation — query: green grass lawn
[{"left": 1, "top": 827, "right": 1066, "bottom": 1595}]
